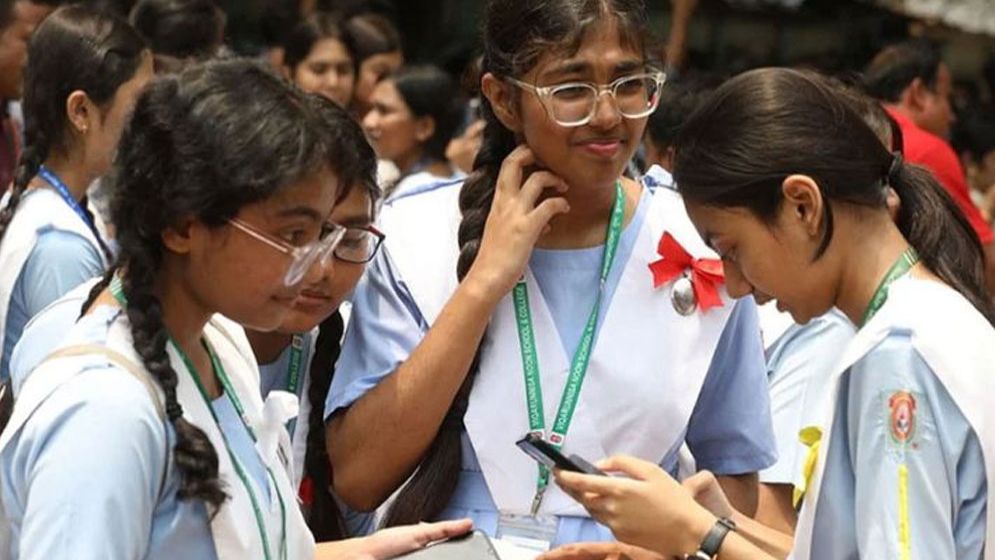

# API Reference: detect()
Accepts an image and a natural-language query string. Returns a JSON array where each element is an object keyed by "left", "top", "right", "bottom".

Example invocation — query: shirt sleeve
[
  {"left": 761, "top": 314, "right": 854, "bottom": 484},
  {"left": 324, "top": 246, "right": 428, "bottom": 419},
  {"left": 847, "top": 334, "right": 986, "bottom": 559},
  {"left": 3, "top": 366, "right": 167, "bottom": 559},
  {"left": 19, "top": 228, "right": 103, "bottom": 318},
  {"left": 685, "top": 298, "right": 778, "bottom": 475}
]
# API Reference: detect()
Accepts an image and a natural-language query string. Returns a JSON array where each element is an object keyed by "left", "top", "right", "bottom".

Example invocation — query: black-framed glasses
[
  {"left": 507, "top": 70, "right": 666, "bottom": 128},
  {"left": 334, "top": 224, "right": 385, "bottom": 264}
]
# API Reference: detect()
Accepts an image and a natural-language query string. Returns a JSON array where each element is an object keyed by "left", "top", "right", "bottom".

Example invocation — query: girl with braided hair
[
  {"left": 325, "top": 0, "right": 776, "bottom": 552},
  {"left": 0, "top": 5, "right": 151, "bottom": 381},
  {"left": 0, "top": 72, "right": 472, "bottom": 558}
]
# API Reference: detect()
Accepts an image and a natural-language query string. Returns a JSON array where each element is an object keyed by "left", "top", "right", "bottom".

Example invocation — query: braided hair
[
  {"left": 102, "top": 59, "right": 334, "bottom": 511},
  {"left": 0, "top": 5, "right": 145, "bottom": 258},
  {"left": 384, "top": 0, "right": 652, "bottom": 525}
]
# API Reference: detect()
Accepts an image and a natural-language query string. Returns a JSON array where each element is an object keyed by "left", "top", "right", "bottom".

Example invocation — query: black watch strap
[{"left": 689, "top": 517, "right": 736, "bottom": 560}]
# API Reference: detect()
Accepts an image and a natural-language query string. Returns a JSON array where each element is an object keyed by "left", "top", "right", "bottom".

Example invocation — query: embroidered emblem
[{"left": 888, "top": 391, "right": 917, "bottom": 445}]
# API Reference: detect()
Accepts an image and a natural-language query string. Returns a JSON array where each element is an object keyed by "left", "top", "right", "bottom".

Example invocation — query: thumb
[{"left": 681, "top": 470, "right": 718, "bottom": 495}]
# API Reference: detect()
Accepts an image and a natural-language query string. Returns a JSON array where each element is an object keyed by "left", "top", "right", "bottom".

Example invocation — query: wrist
[
  {"left": 460, "top": 268, "right": 512, "bottom": 307},
  {"left": 677, "top": 507, "right": 717, "bottom": 557}
]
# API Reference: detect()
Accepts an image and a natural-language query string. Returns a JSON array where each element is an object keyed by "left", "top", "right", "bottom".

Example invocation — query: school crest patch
[{"left": 888, "top": 391, "right": 917, "bottom": 445}]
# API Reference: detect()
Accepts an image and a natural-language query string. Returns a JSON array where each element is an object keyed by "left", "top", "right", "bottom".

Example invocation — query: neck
[
  {"left": 245, "top": 328, "right": 294, "bottom": 365},
  {"left": 395, "top": 149, "right": 428, "bottom": 176},
  {"left": 834, "top": 215, "right": 913, "bottom": 326},
  {"left": 41, "top": 153, "right": 94, "bottom": 201},
  {"left": 154, "top": 261, "right": 217, "bottom": 395},
  {"left": 425, "top": 160, "right": 453, "bottom": 178},
  {"left": 535, "top": 176, "right": 638, "bottom": 249}
]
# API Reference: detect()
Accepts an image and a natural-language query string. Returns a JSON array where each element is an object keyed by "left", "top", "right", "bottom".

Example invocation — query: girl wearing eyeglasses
[
  {"left": 324, "top": 0, "right": 776, "bottom": 551},
  {"left": 0, "top": 7, "right": 152, "bottom": 382},
  {"left": 244, "top": 97, "right": 388, "bottom": 541},
  {"left": 361, "top": 65, "right": 465, "bottom": 200},
  {"left": 0, "top": 59, "right": 379, "bottom": 560},
  {"left": 549, "top": 68, "right": 994, "bottom": 560}
]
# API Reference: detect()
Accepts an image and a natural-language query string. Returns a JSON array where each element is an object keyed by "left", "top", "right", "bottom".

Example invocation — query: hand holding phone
[{"left": 515, "top": 432, "right": 605, "bottom": 476}]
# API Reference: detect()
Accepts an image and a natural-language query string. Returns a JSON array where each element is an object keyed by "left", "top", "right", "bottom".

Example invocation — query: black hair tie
[
  {"left": 166, "top": 401, "right": 184, "bottom": 421},
  {"left": 887, "top": 152, "right": 904, "bottom": 183}
]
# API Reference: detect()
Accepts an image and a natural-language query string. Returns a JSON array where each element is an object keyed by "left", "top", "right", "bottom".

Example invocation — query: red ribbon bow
[{"left": 649, "top": 232, "right": 725, "bottom": 312}]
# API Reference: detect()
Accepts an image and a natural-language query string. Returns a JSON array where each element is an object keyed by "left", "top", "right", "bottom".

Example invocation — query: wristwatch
[{"left": 688, "top": 517, "right": 736, "bottom": 560}]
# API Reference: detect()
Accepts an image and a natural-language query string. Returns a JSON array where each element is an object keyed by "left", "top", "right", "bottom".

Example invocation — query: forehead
[
  {"left": 14, "top": 1, "right": 52, "bottom": 26},
  {"left": 684, "top": 202, "right": 764, "bottom": 245},
  {"left": 530, "top": 19, "right": 644, "bottom": 81},
  {"left": 310, "top": 38, "right": 352, "bottom": 62}
]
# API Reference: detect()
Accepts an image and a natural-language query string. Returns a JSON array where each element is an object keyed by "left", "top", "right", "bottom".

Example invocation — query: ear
[
  {"left": 905, "top": 77, "right": 930, "bottom": 112},
  {"left": 161, "top": 217, "right": 198, "bottom": 255},
  {"left": 65, "top": 90, "right": 93, "bottom": 137},
  {"left": 414, "top": 115, "right": 436, "bottom": 143},
  {"left": 780, "top": 174, "right": 824, "bottom": 238},
  {"left": 480, "top": 72, "right": 521, "bottom": 133}
]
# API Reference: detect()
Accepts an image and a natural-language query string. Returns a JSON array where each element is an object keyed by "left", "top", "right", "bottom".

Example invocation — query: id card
[{"left": 495, "top": 513, "right": 558, "bottom": 553}]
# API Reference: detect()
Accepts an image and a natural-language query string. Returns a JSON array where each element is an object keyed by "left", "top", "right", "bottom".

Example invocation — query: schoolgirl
[
  {"left": 343, "top": 12, "right": 403, "bottom": 120},
  {"left": 361, "top": 65, "right": 465, "bottom": 200},
  {"left": 325, "top": 0, "right": 776, "bottom": 550},
  {"left": 283, "top": 11, "right": 356, "bottom": 109},
  {"left": 244, "top": 95, "right": 386, "bottom": 540},
  {"left": 0, "top": 5, "right": 152, "bottom": 380},
  {"left": 1, "top": 59, "right": 345, "bottom": 559},
  {"left": 551, "top": 68, "right": 995, "bottom": 560}
]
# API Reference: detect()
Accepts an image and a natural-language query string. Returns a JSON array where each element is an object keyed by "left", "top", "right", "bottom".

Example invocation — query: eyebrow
[
  {"left": 336, "top": 216, "right": 373, "bottom": 228},
  {"left": 276, "top": 206, "right": 324, "bottom": 222},
  {"left": 541, "top": 59, "right": 646, "bottom": 81}
]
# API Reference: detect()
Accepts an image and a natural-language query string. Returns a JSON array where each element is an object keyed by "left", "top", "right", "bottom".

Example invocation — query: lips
[
  {"left": 294, "top": 291, "right": 334, "bottom": 310},
  {"left": 576, "top": 137, "right": 624, "bottom": 158}
]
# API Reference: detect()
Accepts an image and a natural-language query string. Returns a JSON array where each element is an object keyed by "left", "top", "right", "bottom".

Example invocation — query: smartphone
[
  {"left": 515, "top": 432, "right": 606, "bottom": 476},
  {"left": 397, "top": 530, "right": 500, "bottom": 559}
]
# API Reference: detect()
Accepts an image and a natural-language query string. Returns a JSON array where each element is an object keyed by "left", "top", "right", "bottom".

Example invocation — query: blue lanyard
[{"left": 37, "top": 165, "right": 110, "bottom": 258}]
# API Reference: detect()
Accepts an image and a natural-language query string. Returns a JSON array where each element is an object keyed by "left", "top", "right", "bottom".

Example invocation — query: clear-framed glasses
[
  {"left": 228, "top": 218, "right": 347, "bottom": 287},
  {"left": 507, "top": 71, "right": 666, "bottom": 128},
  {"left": 334, "top": 224, "right": 386, "bottom": 264}
]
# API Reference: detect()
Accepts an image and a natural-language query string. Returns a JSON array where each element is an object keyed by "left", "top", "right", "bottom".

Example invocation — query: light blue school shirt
[
  {"left": 257, "top": 333, "right": 375, "bottom": 537},
  {"left": 325, "top": 175, "right": 776, "bottom": 545},
  {"left": 809, "top": 332, "right": 986, "bottom": 559},
  {"left": 761, "top": 310, "right": 855, "bottom": 484},
  {"left": 1, "top": 306, "right": 274, "bottom": 559},
  {"left": 1, "top": 228, "right": 102, "bottom": 380}
]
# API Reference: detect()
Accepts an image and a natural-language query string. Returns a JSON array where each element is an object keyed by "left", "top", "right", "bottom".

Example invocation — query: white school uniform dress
[
  {"left": 791, "top": 277, "right": 993, "bottom": 559},
  {"left": 0, "top": 306, "right": 315, "bottom": 560},
  {"left": 0, "top": 188, "right": 110, "bottom": 379},
  {"left": 384, "top": 169, "right": 466, "bottom": 204},
  {"left": 326, "top": 166, "right": 777, "bottom": 545}
]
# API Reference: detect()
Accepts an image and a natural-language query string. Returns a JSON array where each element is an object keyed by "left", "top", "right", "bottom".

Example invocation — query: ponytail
[
  {"left": 383, "top": 97, "right": 518, "bottom": 526},
  {"left": 889, "top": 158, "right": 995, "bottom": 324}
]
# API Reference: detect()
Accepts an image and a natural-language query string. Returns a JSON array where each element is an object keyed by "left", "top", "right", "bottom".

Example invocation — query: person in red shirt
[{"left": 864, "top": 39, "right": 995, "bottom": 295}]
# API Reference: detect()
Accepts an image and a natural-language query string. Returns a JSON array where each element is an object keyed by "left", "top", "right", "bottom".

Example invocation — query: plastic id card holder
[{"left": 496, "top": 513, "right": 558, "bottom": 552}]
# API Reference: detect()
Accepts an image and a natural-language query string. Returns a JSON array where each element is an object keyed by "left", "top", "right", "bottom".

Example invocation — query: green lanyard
[
  {"left": 861, "top": 247, "right": 919, "bottom": 326},
  {"left": 285, "top": 334, "right": 306, "bottom": 436},
  {"left": 512, "top": 182, "right": 625, "bottom": 515},
  {"left": 286, "top": 335, "right": 305, "bottom": 396},
  {"left": 109, "top": 276, "right": 288, "bottom": 560}
]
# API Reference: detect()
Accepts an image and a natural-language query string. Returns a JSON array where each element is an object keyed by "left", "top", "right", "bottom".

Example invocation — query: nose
[
  {"left": 362, "top": 110, "right": 379, "bottom": 135},
  {"left": 588, "top": 90, "right": 622, "bottom": 129},
  {"left": 722, "top": 263, "right": 752, "bottom": 299}
]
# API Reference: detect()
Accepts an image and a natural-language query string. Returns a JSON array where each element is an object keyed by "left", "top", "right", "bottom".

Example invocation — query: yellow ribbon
[{"left": 793, "top": 426, "right": 823, "bottom": 508}]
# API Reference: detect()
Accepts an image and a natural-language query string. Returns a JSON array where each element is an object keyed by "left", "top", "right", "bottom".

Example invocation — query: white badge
[{"left": 495, "top": 513, "right": 558, "bottom": 553}]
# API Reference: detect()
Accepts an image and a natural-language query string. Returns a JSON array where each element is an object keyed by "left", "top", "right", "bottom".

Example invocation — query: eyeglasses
[
  {"left": 335, "top": 224, "right": 385, "bottom": 264},
  {"left": 507, "top": 71, "right": 666, "bottom": 128},
  {"left": 228, "top": 218, "right": 347, "bottom": 287}
]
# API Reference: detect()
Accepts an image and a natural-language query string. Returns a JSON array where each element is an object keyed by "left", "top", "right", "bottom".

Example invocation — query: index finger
[
  {"left": 497, "top": 145, "right": 536, "bottom": 196},
  {"left": 416, "top": 519, "right": 473, "bottom": 543},
  {"left": 555, "top": 468, "right": 626, "bottom": 496}
]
